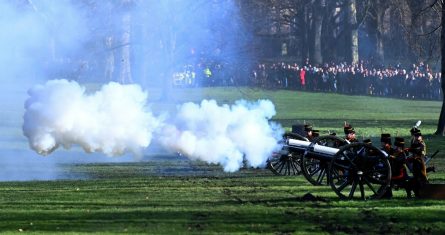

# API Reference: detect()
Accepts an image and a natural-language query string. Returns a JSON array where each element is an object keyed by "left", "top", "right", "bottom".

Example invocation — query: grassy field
[{"left": 1, "top": 87, "right": 445, "bottom": 234}]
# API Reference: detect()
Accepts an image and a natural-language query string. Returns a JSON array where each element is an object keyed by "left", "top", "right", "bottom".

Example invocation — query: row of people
[
  {"left": 172, "top": 60, "right": 442, "bottom": 101},
  {"left": 252, "top": 62, "right": 442, "bottom": 100}
]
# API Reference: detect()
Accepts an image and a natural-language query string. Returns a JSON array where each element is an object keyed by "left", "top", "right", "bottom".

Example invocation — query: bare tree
[
  {"left": 346, "top": 0, "right": 359, "bottom": 64},
  {"left": 311, "top": 0, "right": 325, "bottom": 64},
  {"left": 406, "top": 0, "right": 445, "bottom": 135},
  {"left": 119, "top": 1, "right": 133, "bottom": 84},
  {"left": 436, "top": 0, "right": 445, "bottom": 135},
  {"left": 367, "top": 0, "right": 390, "bottom": 62},
  {"left": 104, "top": 36, "right": 115, "bottom": 81}
]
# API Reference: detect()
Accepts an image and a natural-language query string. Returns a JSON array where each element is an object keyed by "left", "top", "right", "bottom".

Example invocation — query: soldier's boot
[
  {"left": 405, "top": 186, "right": 413, "bottom": 198},
  {"left": 426, "top": 166, "right": 435, "bottom": 173}
]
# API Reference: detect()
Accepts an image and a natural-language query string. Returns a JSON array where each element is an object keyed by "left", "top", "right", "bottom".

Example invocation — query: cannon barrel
[
  {"left": 287, "top": 139, "right": 339, "bottom": 156},
  {"left": 286, "top": 139, "right": 310, "bottom": 148}
]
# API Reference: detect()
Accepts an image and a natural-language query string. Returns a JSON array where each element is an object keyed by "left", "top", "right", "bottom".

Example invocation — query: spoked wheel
[
  {"left": 328, "top": 143, "right": 391, "bottom": 200},
  {"left": 301, "top": 135, "right": 349, "bottom": 185},
  {"left": 268, "top": 149, "right": 303, "bottom": 176},
  {"left": 267, "top": 132, "right": 306, "bottom": 176}
]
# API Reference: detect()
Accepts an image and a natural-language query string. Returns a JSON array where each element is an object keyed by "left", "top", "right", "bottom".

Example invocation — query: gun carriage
[
  {"left": 269, "top": 134, "right": 392, "bottom": 200},
  {"left": 268, "top": 121, "right": 441, "bottom": 200}
]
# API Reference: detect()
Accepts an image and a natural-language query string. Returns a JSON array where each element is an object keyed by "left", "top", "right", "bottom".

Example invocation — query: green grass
[
  {"left": 1, "top": 161, "right": 445, "bottom": 234},
  {"left": 1, "top": 87, "right": 445, "bottom": 234}
]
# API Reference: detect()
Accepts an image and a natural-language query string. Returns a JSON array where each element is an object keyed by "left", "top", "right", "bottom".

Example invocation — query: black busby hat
[
  {"left": 394, "top": 137, "right": 405, "bottom": 148},
  {"left": 414, "top": 131, "right": 422, "bottom": 137},
  {"left": 380, "top": 133, "right": 391, "bottom": 144},
  {"left": 291, "top": 124, "right": 305, "bottom": 135},
  {"left": 410, "top": 127, "right": 420, "bottom": 135},
  {"left": 304, "top": 124, "right": 313, "bottom": 132},
  {"left": 344, "top": 123, "right": 354, "bottom": 134}
]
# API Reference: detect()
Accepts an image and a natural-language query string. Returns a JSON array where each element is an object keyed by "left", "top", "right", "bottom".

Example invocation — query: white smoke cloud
[
  {"left": 158, "top": 99, "right": 283, "bottom": 172},
  {"left": 23, "top": 80, "right": 283, "bottom": 172},
  {"left": 23, "top": 79, "right": 161, "bottom": 156}
]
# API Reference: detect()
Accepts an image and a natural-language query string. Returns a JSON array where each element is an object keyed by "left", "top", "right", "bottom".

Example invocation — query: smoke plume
[
  {"left": 2, "top": 0, "right": 252, "bottom": 180},
  {"left": 159, "top": 99, "right": 283, "bottom": 172},
  {"left": 23, "top": 79, "right": 161, "bottom": 156},
  {"left": 23, "top": 80, "right": 283, "bottom": 172}
]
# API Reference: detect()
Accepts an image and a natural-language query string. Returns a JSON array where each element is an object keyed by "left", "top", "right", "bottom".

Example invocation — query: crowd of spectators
[
  {"left": 251, "top": 61, "right": 442, "bottom": 100},
  {"left": 172, "top": 60, "right": 443, "bottom": 101}
]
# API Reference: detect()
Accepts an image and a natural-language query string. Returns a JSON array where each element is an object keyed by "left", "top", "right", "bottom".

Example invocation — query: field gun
[
  {"left": 269, "top": 133, "right": 392, "bottom": 200},
  {"left": 267, "top": 120, "right": 445, "bottom": 200}
]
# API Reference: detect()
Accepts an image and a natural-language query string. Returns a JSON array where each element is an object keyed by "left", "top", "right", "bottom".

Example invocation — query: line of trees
[
  {"left": 240, "top": 0, "right": 445, "bottom": 136},
  {"left": 16, "top": 0, "right": 442, "bottom": 84},
  {"left": 238, "top": 0, "right": 441, "bottom": 67}
]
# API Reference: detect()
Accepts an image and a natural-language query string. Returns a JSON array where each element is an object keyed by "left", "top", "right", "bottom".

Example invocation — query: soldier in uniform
[
  {"left": 380, "top": 133, "right": 393, "bottom": 155},
  {"left": 344, "top": 123, "right": 358, "bottom": 142},
  {"left": 408, "top": 131, "right": 428, "bottom": 197},
  {"left": 409, "top": 127, "right": 434, "bottom": 173},
  {"left": 312, "top": 130, "right": 320, "bottom": 139},
  {"left": 304, "top": 124, "right": 314, "bottom": 141},
  {"left": 409, "top": 127, "right": 421, "bottom": 146},
  {"left": 380, "top": 133, "right": 394, "bottom": 198},
  {"left": 390, "top": 137, "right": 412, "bottom": 198}
]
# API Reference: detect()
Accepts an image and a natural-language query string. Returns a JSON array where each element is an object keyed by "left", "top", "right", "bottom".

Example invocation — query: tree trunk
[
  {"left": 313, "top": 13, "right": 323, "bottom": 65},
  {"left": 307, "top": 6, "right": 315, "bottom": 64},
  {"left": 375, "top": 11, "right": 385, "bottom": 62},
  {"left": 311, "top": 0, "right": 326, "bottom": 64},
  {"left": 159, "top": 5, "right": 176, "bottom": 101},
  {"left": 347, "top": 0, "right": 359, "bottom": 64},
  {"left": 104, "top": 36, "right": 115, "bottom": 81},
  {"left": 301, "top": 6, "right": 310, "bottom": 63},
  {"left": 159, "top": 31, "right": 175, "bottom": 101},
  {"left": 435, "top": 5, "right": 445, "bottom": 136},
  {"left": 120, "top": 12, "right": 132, "bottom": 84}
]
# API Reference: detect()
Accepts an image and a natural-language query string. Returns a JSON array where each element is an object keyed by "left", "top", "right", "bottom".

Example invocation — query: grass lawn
[{"left": 1, "top": 87, "right": 445, "bottom": 234}]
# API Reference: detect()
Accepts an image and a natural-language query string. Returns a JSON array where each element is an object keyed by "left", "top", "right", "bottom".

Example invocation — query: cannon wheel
[
  {"left": 301, "top": 135, "right": 349, "bottom": 185},
  {"left": 267, "top": 133, "right": 306, "bottom": 176},
  {"left": 328, "top": 143, "right": 391, "bottom": 200}
]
